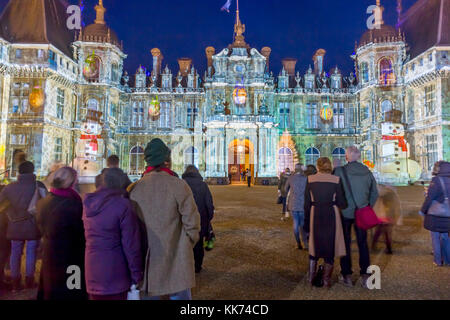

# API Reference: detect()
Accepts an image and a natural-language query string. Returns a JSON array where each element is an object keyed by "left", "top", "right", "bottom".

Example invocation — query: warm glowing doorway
[{"left": 228, "top": 139, "right": 254, "bottom": 183}]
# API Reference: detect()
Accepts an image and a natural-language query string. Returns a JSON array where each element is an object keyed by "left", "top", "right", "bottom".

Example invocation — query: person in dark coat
[
  {"left": 36, "top": 167, "right": 87, "bottom": 300},
  {"left": 182, "top": 165, "right": 215, "bottom": 273},
  {"left": 0, "top": 161, "right": 47, "bottom": 291},
  {"left": 304, "top": 157, "right": 347, "bottom": 288},
  {"left": 278, "top": 169, "right": 291, "bottom": 220},
  {"left": 0, "top": 185, "right": 11, "bottom": 291},
  {"left": 420, "top": 161, "right": 450, "bottom": 266},
  {"left": 83, "top": 168, "right": 143, "bottom": 300}
]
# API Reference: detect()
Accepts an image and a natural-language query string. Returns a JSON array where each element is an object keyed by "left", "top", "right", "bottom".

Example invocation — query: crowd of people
[
  {"left": 0, "top": 142, "right": 448, "bottom": 299},
  {"left": 0, "top": 138, "right": 215, "bottom": 300},
  {"left": 279, "top": 146, "right": 450, "bottom": 288}
]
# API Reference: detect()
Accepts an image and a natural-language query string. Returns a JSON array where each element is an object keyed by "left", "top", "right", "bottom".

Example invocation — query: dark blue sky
[{"left": 1, "top": 0, "right": 417, "bottom": 75}]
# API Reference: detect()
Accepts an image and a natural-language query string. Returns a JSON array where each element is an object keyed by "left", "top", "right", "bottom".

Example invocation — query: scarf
[
  {"left": 50, "top": 188, "right": 82, "bottom": 202},
  {"left": 143, "top": 166, "right": 177, "bottom": 177}
]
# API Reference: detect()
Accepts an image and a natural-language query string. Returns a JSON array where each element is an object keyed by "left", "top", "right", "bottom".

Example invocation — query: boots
[
  {"left": 323, "top": 264, "right": 334, "bottom": 289},
  {"left": 308, "top": 259, "right": 317, "bottom": 285}
]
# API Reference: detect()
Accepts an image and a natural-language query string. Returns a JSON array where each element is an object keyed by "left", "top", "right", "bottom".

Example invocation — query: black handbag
[{"left": 312, "top": 265, "right": 325, "bottom": 287}]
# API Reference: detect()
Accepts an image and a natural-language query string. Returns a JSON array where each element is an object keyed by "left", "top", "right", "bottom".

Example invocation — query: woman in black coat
[
  {"left": 36, "top": 167, "right": 87, "bottom": 300},
  {"left": 304, "top": 158, "right": 347, "bottom": 288},
  {"left": 182, "top": 165, "right": 214, "bottom": 273},
  {"left": 420, "top": 161, "right": 450, "bottom": 266}
]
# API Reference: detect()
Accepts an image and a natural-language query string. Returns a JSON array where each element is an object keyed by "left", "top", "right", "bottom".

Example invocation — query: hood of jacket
[
  {"left": 84, "top": 188, "right": 126, "bottom": 217},
  {"left": 438, "top": 162, "right": 450, "bottom": 177},
  {"left": 182, "top": 171, "right": 203, "bottom": 181},
  {"left": 17, "top": 173, "right": 36, "bottom": 184},
  {"left": 346, "top": 161, "right": 372, "bottom": 176}
]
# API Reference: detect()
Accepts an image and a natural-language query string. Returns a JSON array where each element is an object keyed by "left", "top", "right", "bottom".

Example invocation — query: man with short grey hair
[{"left": 334, "top": 146, "right": 379, "bottom": 289}]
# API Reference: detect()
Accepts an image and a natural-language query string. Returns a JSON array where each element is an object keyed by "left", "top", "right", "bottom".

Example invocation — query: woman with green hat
[{"left": 129, "top": 138, "right": 200, "bottom": 300}]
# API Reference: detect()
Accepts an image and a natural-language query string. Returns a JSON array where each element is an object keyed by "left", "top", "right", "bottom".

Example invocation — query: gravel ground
[{"left": 1, "top": 185, "right": 449, "bottom": 300}]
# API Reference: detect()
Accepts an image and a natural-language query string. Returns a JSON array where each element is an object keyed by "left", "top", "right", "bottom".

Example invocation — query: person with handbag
[
  {"left": 420, "top": 161, "right": 450, "bottom": 266},
  {"left": 304, "top": 157, "right": 348, "bottom": 289},
  {"left": 0, "top": 161, "right": 47, "bottom": 291},
  {"left": 36, "top": 167, "right": 87, "bottom": 300},
  {"left": 83, "top": 168, "right": 143, "bottom": 300},
  {"left": 333, "top": 146, "right": 379, "bottom": 288}
]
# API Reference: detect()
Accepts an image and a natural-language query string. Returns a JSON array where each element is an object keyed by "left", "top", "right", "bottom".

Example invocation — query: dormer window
[{"left": 15, "top": 49, "right": 22, "bottom": 59}]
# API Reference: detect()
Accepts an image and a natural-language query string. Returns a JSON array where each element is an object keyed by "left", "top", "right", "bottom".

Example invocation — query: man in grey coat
[
  {"left": 334, "top": 146, "right": 379, "bottom": 289},
  {"left": 286, "top": 164, "right": 308, "bottom": 250}
]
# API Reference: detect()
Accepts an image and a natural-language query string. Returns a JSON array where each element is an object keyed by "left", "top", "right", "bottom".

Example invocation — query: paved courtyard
[{"left": 1, "top": 184, "right": 449, "bottom": 300}]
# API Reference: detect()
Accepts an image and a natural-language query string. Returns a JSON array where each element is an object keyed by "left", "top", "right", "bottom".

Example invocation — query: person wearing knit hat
[{"left": 129, "top": 139, "right": 200, "bottom": 300}]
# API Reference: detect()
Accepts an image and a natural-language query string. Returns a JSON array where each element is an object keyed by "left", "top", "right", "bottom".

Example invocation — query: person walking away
[
  {"left": 286, "top": 164, "right": 308, "bottom": 250},
  {"left": 304, "top": 158, "right": 347, "bottom": 288},
  {"left": 182, "top": 166, "right": 215, "bottom": 273},
  {"left": 36, "top": 167, "right": 87, "bottom": 300},
  {"left": 420, "top": 161, "right": 450, "bottom": 266},
  {"left": 83, "top": 168, "right": 143, "bottom": 300},
  {"left": 106, "top": 155, "right": 132, "bottom": 189},
  {"left": 129, "top": 139, "right": 200, "bottom": 300},
  {"left": 278, "top": 168, "right": 291, "bottom": 220},
  {"left": 334, "top": 146, "right": 379, "bottom": 288},
  {"left": 304, "top": 165, "right": 318, "bottom": 177},
  {"left": 0, "top": 161, "right": 47, "bottom": 291},
  {"left": 247, "top": 170, "right": 252, "bottom": 188}
]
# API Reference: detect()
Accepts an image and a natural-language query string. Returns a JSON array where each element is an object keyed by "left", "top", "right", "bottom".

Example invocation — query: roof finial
[
  {"left": 95, "top": 0, "right": 106, "bottom": 25},
  {"left": 374, "top": 0, "right": 384, "bottom": 29},
  {"left": 232, "top": 0, "right": 247, "bottom": 47}
]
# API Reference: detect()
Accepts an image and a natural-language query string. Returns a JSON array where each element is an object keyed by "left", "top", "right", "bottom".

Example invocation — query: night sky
[{"left": 0, "top": 0, "right": 417, "bottom": 75}]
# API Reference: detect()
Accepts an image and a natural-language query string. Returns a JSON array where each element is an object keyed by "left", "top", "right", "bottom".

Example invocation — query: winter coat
[
  {"left": 286, "top": 172, "right": 307, "bottom": 212},
  {"left": 304, "top": 173, "right": 348, "bottom": 259},
  {"left": 182, "top": 171, "right": 214, "bottom": 237},
  {"left": 334, "top": 162, "right": 379, "bottom": 219},
  {"left": 83, "top": 188, "right": 143, "bottom": 296},
  {"left": 421, "top": 162, "right": 450, "bottom": 233},
  {"left": 0, "top": 174, "right": 47, "bottom": 240},
  {"left": 129, "top": 170, "right": 200, "bottom": 297},
  {"left": 36, "top": 191, "right": 87, "bottom": 300},
  {"left": 278, "top": 173, "right": 291, "bottom": 198}
]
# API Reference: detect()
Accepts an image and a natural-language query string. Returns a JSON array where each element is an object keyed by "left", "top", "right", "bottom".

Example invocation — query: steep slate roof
[
  {"left": 0, "top": 0, "right": 75, "bottom": 58},
  {"left": 399, "top": 0, "right": 450, "bottom": 59}
]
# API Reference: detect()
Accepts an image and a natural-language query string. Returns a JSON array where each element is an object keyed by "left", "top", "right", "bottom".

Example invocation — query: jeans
[
  {"left": 292, "top": 211, "right": 308, "bottom": 247},
  {"left": 147, "top": 289, "right": 192, "bottom": 300},
  {"left": 431, "top": 232, "right": 450, "bottom": 266},
  {"left": 10, "top": 240, "right": 39, "bottom": 279},
  {"left": 281, "top": 197, "right": 287, "bottom": 214},
  {"left": 340, "top": 218, "right": 371, "bottom": 276}
]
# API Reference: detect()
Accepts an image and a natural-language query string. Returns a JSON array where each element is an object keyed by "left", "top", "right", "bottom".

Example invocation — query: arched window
[
  {"left": 381, "top": 100, "right": 393, "bottom": 113},
  {"left": 305, "top": 147, "right": 320, "bottom": 166},
  {"left": 111, "top": 63, "right": 119, "bottom": 83},
  {"left": 332, "top": 148, "right": 346, "bottom": 167},
  {"left": 379, "top": 58, "right": 395, "bottom": 85},
  {"left": 360, "top": 62, "right": 369, "bottom": 83},
  {"left": 184, "top": 146, "right": 199, "bottom": 168},
  {"left": 278, "top": 147, "right": 294, "bottom": 175},
  {"left": 87, "top": 99, "right": 98, "bottom": 111},
  {"left": 129, "top": 146, "right": 144, "bottom": 175}
]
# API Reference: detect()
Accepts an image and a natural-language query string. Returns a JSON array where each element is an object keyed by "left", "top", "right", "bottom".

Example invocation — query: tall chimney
[
  {"left": 178, "top": 58, "right": 192, "bottom": 77},
  {"left": 151, "top": 48, "right": 163, "bottom": 75},
  {"left": 282, "top": 58, "right": 297, "bottom": 76},
  {"left": 261, "top": 47, "right": 272, "bottom": 70},
  {"left": 205, "top": 47, "right": 215, "bottom": 69},
  {"left": 313, "top": 49, "right": 326, "bottom": 75}
]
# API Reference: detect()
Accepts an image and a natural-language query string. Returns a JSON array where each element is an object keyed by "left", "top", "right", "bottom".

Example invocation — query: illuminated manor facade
[{"left": 0, "top": 0, "right": 448, "bottom": 184}]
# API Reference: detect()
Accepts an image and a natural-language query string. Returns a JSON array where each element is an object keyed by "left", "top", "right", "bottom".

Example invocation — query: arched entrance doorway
[{"left": 228, "top": 139, "right": 254, "bottom": 183}]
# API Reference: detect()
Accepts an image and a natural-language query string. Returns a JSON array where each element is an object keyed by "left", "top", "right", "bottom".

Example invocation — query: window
[
  {"left": 278, "top": 147, "right": 294, "bottom": 176},
  {"left": 333, "top": 102, "right": 345, "bottom": 129},
  {"left": 425, "top": 84, "right": 436, "bottom": 117},
  {"left": 54, "top": 138, "right": 63, "bottom": 161},
  {"left": 305, "top": 147, "right": 320, "bottom": 166},
  {"left": 279, "top": 103, "right": 290, "bottom": 129},
  {"left": 426, "top": 135, "right": 438, "bottom": 171},
  {"left": 110, "top": 103, "right": 117, "bottom": 119},
  {"left": 419, "top": 58, "right": 424, "bottom": 66},
  {"left": 10, "top": 134, "right": 26, "bottom": 145},
  {"left": 10, "top": 82, "right": 30, "bottom": 114},
  {"left": 111, "top": 63, "right": 119, "bottom": 82},
  {"left": 132, "top": 101, "right": 144, "bottom": 128},
  {"left": 159, "top": 102, "right": 172, "bottom": 129},
  {"left": 332, "top": 148, "right": 346, "bottom": 167},
  {"left": 360, "top": 62, "right": 369, "bottom": 83},
  {"left": 331, "top": 77, "right": 341, "bottom": 89},
  {"left": 429, "top": 53, "right": 433, "bottom": 62},
  {"left": 381, "top": 100, "right": 393, "bottom": 113},
  {"left": 129, "top": 146, "right": 145, "bottom": 175},
  {"left": 186, "top": 102, "right": 198, "bottom": 129},
  {"left": 37, "top": 49, "right": 44, "bottom": 59},
  {"left": 184, "top": 147, "right": 199, "bottom": 168},
  {"left": 56, "top": 88, "right": 65, "bottom": 119},
  {"left": 306, "top": 103, "right": 318, "bottom": 129},
  {"left": 379, "top": 58, "right": 395, "bottom": 85},
  {"left": 48, "top": 50, "right": 57, "bottom": 70},
  {"left": 15, "top": 49, "right": 22, "bottom": 59}
]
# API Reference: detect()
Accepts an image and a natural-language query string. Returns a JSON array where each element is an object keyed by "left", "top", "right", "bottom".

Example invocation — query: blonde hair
[
  {"left": 316, "top": 157, "right": 333, "bottom": 174},
  {"left": 51, "top": 167, "right": 78, "bottom": 189}
]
